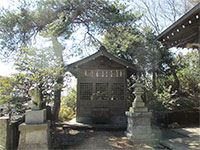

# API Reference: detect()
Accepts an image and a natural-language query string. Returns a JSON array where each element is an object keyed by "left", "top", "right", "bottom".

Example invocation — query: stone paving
[{"left": 160, "top": 127, "right": 200, "bottom": 150}]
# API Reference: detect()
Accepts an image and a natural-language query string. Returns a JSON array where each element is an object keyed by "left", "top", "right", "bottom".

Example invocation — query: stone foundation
[
  {"left": 18, "top": 122, "right": 50, "bottom": 150},
  {"left": 76, "top": 115, "right": 126, "bottom": 127},
  {"left": 0, "top": 117, "right": 9, "bottom": 149},
  {"left": 125, "top": 111, "right": 157, "bottom": 144},
  {"left": 0, "top": 117, "right": 23, "bottom": 149},
  {"left": 18, "top": 108, "right": 50, "bottom": 150}
]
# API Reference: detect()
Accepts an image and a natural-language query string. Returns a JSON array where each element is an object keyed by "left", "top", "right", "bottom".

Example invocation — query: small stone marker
[{"left": 125, "top": 81, "right": 157, "bottom": 144}]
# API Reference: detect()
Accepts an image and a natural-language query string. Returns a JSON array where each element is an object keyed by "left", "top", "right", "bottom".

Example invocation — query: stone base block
[
  {"left": 76, "top": 115, "right": 127, "bottom": 126},
  {"left": 125, "top": 111, "right": 158, "bottom": 145},
  {"left": 0, "top": 117, "right": 9, "bottom": 149},
  {"left": 126, "top": 111, "right": 152, "bottom": 118},
  {"left": 25, "top": 109, "right": 47, "bottom": 124},
  {"left": 125, "top": 131, "right": 158, "bottom": 145},
  {"left": 129, "top": 107, "right": 148, "bottom": 113},
  {"left": 18, "top": 122, "right": 50, "bottom": 150}
]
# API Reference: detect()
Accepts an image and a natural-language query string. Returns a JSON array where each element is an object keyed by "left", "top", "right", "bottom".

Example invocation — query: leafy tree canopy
[
  {"left": 14, "top": 46, "right": 66, "bottom": 103},
  {"left": 103, "top": 26, "right": 169, "bottom": 76},
  {"left": 0, "top": 0, "right": 139, "bottom": 58}
]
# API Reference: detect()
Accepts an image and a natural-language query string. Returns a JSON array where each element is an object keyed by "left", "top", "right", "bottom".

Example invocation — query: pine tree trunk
[
  {"left": 52, "top": 75, "right": 63, "bottom": 121},
  {"left": 51, "top": 36, "right": 65, "bottom": 121},
  {"left": 152, "top": 69, "right": 156, "bottom": 92},
  {"left": 170, "top": 64, "right": 180, "bottom": 93},
  {"left": 198, "top": 47, "right": 200, "bottom": 67}
]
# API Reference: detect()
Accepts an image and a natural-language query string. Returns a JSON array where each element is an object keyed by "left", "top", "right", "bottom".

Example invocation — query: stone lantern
[
  {"left": 128, "top": 82, "right": 147, "bottom": 113},
  {"left": 125, "top": 81, "right": 157, "bottom": 144}
]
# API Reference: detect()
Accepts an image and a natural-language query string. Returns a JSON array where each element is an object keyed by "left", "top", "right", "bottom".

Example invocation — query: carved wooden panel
[
  {"left": 110, "top": 70, "right": 124, "bottom": 78},
  {"left": 80, "top": 83, "right": 93, "bottom": 100},
  {"left": 111, "top": 83, "right": 124, "bottom": 101},
  {"left": 81, "top": 69, "right": 124, "bottom": 78},
  {"left": 96, "top": 83, "right": 108, "bottom": 101}
]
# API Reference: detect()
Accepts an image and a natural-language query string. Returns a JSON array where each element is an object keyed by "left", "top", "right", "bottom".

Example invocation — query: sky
[{"left": 0, "top": 0, "right": 15, "bottom": 76}]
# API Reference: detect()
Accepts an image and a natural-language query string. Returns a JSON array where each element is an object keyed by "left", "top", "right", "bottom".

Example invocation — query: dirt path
[{"left": 52, "top": 126, "right": 168, "bottom": 150}]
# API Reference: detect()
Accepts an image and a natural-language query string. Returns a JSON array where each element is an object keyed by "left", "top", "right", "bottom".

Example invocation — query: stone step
[{"left": 129, "top": 107, "right": 148, "bottom": 113}]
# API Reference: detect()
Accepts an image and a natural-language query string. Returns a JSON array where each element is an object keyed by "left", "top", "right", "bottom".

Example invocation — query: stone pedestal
[
  {"left": 25, "top": 109, "right": 47, "bottom": 124},
  {"left": 18, "top": 122, "right": 50, "bottom": 150},
  {"left": 0, "top": 117, "right": 9, "bottom": 149},
  {"left": 18, "top": 109, "right": 50, "bottom": 150},
  {"left": 125, "top": 82, "right": 157, "bottom": 144},
  {"left": 125, "top": 112, "right": 157, "bottom": 144}
]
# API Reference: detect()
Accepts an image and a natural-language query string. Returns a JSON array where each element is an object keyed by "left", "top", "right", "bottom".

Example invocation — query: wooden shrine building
[
  {"left": 68, "top": 46, "right": 141, "bottom": 125},
  {"left": 157, "top": 2, "right": 200, "bottom": 66},
  {"left": 157, "top": 2, "right": 199, "bottom": 48}
]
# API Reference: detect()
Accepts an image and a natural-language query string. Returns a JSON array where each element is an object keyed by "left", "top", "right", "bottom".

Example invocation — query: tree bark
[
  {"left": 169, "top": 64, "right": 180, "bottom": 93},
  {"left": 51, "top": 36, "right": 65, "bottom": 121},
  {"left": 152, "top": 69, "right": 157, "bottom": 92},
  {"left": 52, "top": 75, "right": 63, "bottom": 121},
  {"left": 198, "top": 47, "right": 200, "bottom": 67}
]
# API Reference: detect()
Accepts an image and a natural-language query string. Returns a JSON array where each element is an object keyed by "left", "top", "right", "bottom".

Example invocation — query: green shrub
[
  {"left": 59, "top": 106, "right": 75, "bottom": 120},
  {"left": 59, "top": 88, "right": 76, "bottom": 120}
]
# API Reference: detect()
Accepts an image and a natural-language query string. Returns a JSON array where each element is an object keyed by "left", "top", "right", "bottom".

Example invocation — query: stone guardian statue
[{"left": 28, "top": 85, "right": 42, "bottom": 110}]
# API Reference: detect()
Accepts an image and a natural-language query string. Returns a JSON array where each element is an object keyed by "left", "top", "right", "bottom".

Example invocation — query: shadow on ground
[{"left": 51, "top": 123, "right": 169, "bottom": 150}]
